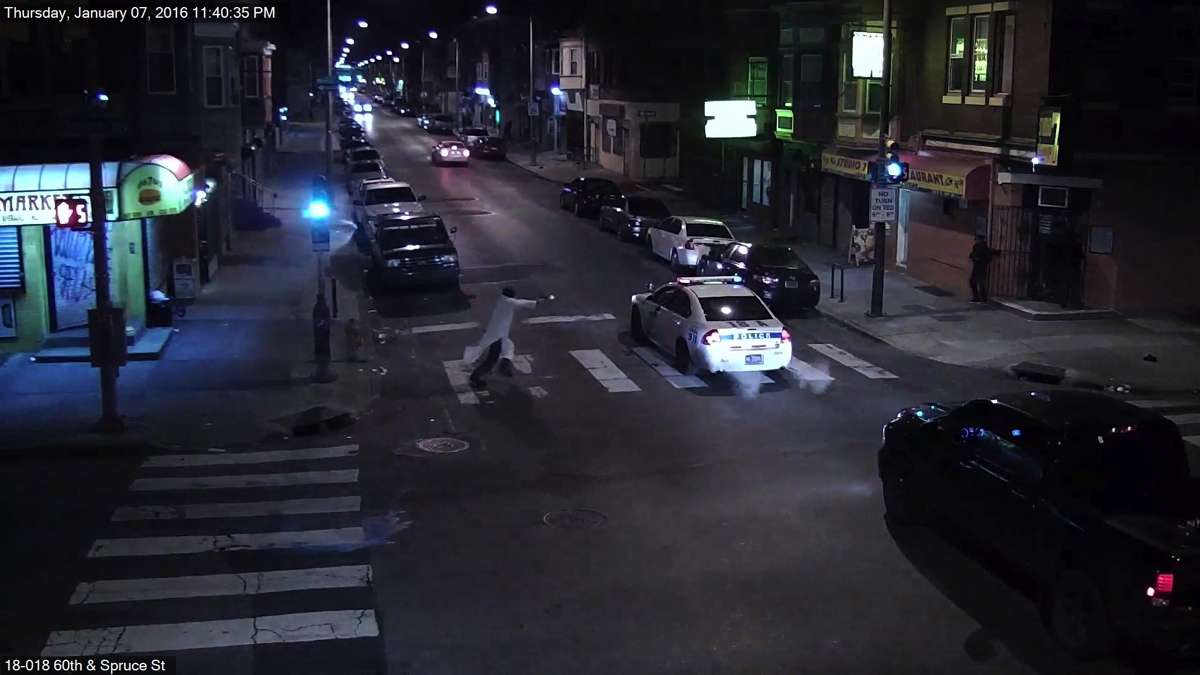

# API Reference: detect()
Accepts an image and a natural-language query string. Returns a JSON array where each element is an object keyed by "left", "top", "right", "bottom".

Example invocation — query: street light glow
[
  {"left": 345, "top": 37, "right": 355, "bottom": 45},
  {"left": 400, "top": 41, "right": 410, "bottom": 49},
  {"left": 393, "top": 56, "right": 400, "bottom": 63},
  {"left": 427, "top": 29, "right": 439, "bottom": 39},
  {"left": 485, "top": 4, "right": 499, "bottom": 14},
  {"left": 386, "top": 50, "right": 393, "bottom": 56},
  {"left": 357, "top": 19, "right": 368, "bottom": 28},
  {"left": 551, "top": 86, "right": 562, "bottom": 96}
]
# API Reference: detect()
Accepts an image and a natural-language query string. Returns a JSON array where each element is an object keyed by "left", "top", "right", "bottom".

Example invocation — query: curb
[
  {"left": 813, "top": 308, "right": 890, "bottom": 345},
  {"left": 0, "top": 433, "right": 166, "bottom": 461},
  {"left": 505, "top": 155, "right": 562, "bottom": 184}
]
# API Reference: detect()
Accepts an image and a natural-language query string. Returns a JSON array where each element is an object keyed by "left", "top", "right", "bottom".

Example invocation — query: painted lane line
[
  {"left": 87, "top": 527, "right": 367, "bottom": 558},
  {"left": 129, "top": 469, "right": 358, "bottom": 492},
  {"left": 111, "top": 496, "right": 361, "bottom": 522},
  {"left": 42, "top": 609, "right": 379, "bottom": 656},
  {"left": 442, "top": 359, "right": 480, "bottom": 404},
  {"left": 570, "top": 349, "right": 641, "bottom": 392},
  {"left": 1167, "top": 413, "right": 1200, "bottom": 426},
  {"left": 527, "top": 386, "right": 549, "bottom": 399},
  {"left": 69, "top": 565, "right": 373, "bottom": 605},
  {"left": 1186, "top": 435, "right": 1200, "bottom": 447},
  {"left": 807, "top": 343, "right": 898, "bottom": 379},
  {"left": 409, "top": 321, "right": 479, "bottom": 334},
  {"left": 786, "top": 357, "right": 835, "bottom": 382},
  {"left": 632, "top": 347, "right": 706, "bottom": 388},
  {"left": 1128, "top": 400, "right": 1199, "bottom": 409},
  {"left": 523, "top": 313, "right": 616, "bottom": 325},
  {"left": 142, "top": 445, "right": 359, "bottom": 468}
]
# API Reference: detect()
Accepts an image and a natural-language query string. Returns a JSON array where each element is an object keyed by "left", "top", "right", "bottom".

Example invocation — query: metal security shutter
[{"left": 0, "top": 228, "right": 21, "bottom": 290}]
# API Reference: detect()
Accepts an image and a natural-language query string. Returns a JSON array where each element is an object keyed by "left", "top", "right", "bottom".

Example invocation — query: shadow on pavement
[{"left": 367, "top": 276, "right": 473, "bottom": 319}]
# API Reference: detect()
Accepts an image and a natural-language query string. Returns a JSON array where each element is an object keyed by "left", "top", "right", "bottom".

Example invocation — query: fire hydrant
[{"left": 345, "top": 317, "right": 364, "bottom": 363}]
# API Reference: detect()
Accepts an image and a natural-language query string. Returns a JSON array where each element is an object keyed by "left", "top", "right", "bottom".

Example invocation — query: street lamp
[
  {"left": 427, "top": 29, "right": 439, "bottom": 39},
  {"left": 357, "top": 19, "right": 368, "bottom": 28},
  {"left": 393, "top": 56, "right": 400, "bottom": 63},
  {"left": 386, "top": 49, "right": 393, "bottom": 56},
  {"left": 400, "top": 41, "right": 410, "bottom": 49},
  {"left": 345, "top": 37, "right": 354, "bottom": 45},
  {"left": 482, "top": 4, "right": 537, "bottom": 164},
  {"left": 485, "top": 4, "right": 498, "bottom": 14}
]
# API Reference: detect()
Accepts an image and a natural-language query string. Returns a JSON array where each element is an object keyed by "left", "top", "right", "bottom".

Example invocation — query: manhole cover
[
  {"left": 543, "top": 509, "right": 607, "bottom": 529},
  {"left": 415, "top": 437, "right": 470, "bottom": 454}
]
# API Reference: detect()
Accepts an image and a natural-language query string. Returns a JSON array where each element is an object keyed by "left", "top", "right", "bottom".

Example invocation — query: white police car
[{"left": 630, "top": 276, "right": 792, "bottom": 375}]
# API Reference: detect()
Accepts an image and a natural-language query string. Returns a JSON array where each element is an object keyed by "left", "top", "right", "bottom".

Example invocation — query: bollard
[
  {"left": 345, "top": 317, "right": 364, "bottom": 363},
  {"left": 312, "top": 293, "right": 338, "bottom": 382}
]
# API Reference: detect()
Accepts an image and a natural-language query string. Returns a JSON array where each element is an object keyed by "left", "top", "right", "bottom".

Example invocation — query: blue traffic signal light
[
  {"left": 874, "top": 156, "right": 908, "bottom": 184},
  {"left": 304, "top": 199, "right": 331, "bottom": 219}
]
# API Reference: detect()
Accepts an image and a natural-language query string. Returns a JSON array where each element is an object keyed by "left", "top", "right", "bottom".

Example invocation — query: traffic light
[
  {"left": 304, "top": 175, "right": 331, "bottom": 220},
  {"left": 874, "top": 141, "right": 909, "bottom": 185}
]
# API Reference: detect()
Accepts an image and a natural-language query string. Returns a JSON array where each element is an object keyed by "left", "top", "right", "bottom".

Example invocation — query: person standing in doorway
[
  {"left": 969, "top": 234, "right": 998, "bottom": 303},
  {"left": 466, "top": 287, "right": 553, "bottom": 388}
]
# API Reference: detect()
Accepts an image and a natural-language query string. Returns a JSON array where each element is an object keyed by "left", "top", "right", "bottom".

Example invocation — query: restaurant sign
[
  {"left": 0, "top": 188, "right": 117, "bottom": 227},
  {"left": 908, "top": 168, "right": 965, "bottom": 197},
  {"left": 119, "top": 162, "right": 195, "bottom": 221},
  {"left": 821, "top": 152, "right": 870, "bottom": 180}
]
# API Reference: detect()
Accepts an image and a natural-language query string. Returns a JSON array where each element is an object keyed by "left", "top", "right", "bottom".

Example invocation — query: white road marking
[
  {"left": 1167, "top": 413, "right": 1200, "bottom": 425},
  {"left": 42, "top": 609, "right": 379, "bottom": 656},
  {"left": 129, "top": 469, "right": 358, "bottom": 491},
  {"left": 87, "top": 527, "right": 367, "bottom": 558},
  {"left": 442, "top": 359, "right": 480, "bottom": 404},
  {"left": 632, "top": 347, "right": 706, "bottom": 388},
  {"left": 142, "top": 445, "right": 359, "bottom": 468},
  {"left": 409, "top": 321, "right": 479, "bottom": 334},
  {"left": 527, "top": 386, "right": 549, "bottom": 398},
  {"left": 69, "top": 565, "right": 373, "bottom": 605},
  {"left": 1127, "top": 400, "right": 1198, "bottom": 409},
  {"left": 570, "top": 349, "right": 641, "bottom": 392},
  {"left": 786, "top": 357, "right": 836, "bottom": 382},
  {"left": 111, "top": 496, "right": 362, "bottom": 521},
  {"left": 511, "top": 354, "right": 533, "bottom": 374},
  {"left": 807, "top": 343, "right": 897, "bottom": 379},
  {"left": 1185, "top": 435, "right": 1200, "bottom": 447},
  {"left": 523, "top": 313, "right": 615, "bottom": 325}
]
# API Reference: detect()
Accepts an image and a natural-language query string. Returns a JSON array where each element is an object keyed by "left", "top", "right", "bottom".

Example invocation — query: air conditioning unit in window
[
  {"left": 1038, "top": 186, "right": 1070, "bottom": 209},
  {"left": 0, "top": 296, "right": 15, "bottom": 338}
]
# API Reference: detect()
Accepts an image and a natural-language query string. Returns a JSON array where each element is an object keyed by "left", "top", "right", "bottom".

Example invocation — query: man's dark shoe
[
  {"left": 470, "top": 377, "right": 486, "bottom": 389},
  {"left": 499, "top": 359, "right": 515, "bottom": 377}
]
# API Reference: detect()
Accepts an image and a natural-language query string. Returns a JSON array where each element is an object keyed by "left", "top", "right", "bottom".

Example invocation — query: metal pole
[
  {"left": 529, "top": 16, "right": 537, "bottom": 165},
  {"left": 324, "top": 0, "right": 332, "bottom": 182},
  {"left": 868, "top": 0, "right": 892, "bottom": 317},
  {"left": 85, "top": 36, "right": 123, "bottom": 433}
]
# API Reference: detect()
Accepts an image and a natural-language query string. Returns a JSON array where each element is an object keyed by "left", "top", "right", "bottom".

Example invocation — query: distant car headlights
[
  {"left": 462, "top": 149, "right": 470, "bottom": 157},
  {"left": 363, "top": 103, "right": 373, "bottom": 112},
  {"left": 439, "top": 148, "right": 449, "bottom": 157},
  {"left": 435, "top": 254, "right": 458, "bottom": 265},
  {"left": 353, "top": 103, "right": 363, "bottom": 112}
]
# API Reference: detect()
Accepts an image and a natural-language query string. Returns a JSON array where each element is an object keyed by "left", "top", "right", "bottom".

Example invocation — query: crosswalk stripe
[
  {"left": 632, "top": 347, "right": 706, "bottom": 388},
  {"left": 111, "top": 496, "right": 362, "bottom": 521},
  {"left": 442, "top": 359, "right": 480, "bottom": 404},
  {"left": 786, "top": 357, "right": 835, "bottom": 382},
  {"left": 527, "top": 386, "right": 549, "bottom": 398},
  {"left": 41, "top": 609, "right": 379, "bottom": 656},
  {"left": 409, "top": 321, "right": 478, "bottom": 334},
  {"left": 524, "top": 313, "right": 615, "bottom": 325},
  {"left": 129, "top": 470, "right": 359, "bottom": 491},
  {"left": 1185, "top": 435, "right": 1200, "bottom": 447},
  {"left": 807, "top": 343, "right": 897, "bottom": 379},
  {"left": 142, "top": 445, "right": 359, "bottom": 468},
  {"left": 570, "top": 349, "right": 641, "bottom": 392},
  {"left": 69, "top": 565, "right": 373, "bottom": 605},
  {"left": 1127, "top": 400, "right": 1198, "bottom": 409},
  {"left": 1167, "top": 413, "right": 1200, "bottom": 425},
  {"left": 87, "top": 527, "right": 367, "bottom": 558}
]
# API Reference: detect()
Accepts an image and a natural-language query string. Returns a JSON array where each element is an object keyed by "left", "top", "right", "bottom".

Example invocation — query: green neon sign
[{"left": 774, "top": 109, "right": 794, "bottom": 140}]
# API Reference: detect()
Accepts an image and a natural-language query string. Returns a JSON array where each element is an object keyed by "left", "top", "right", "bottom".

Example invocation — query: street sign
[
  {"left": 527, "top": 101, "right": 540, "bottom": 117},
  {"left": 870, "top": 186, "right": 898, "bottom": 224},
  {"left": 311, "top": 221, "right": 330, "bottom": 252},
  {"left": 638, "top": 110, "right": 657, "bottom": 118},
  {"left": 316, "top": 75, "right": 338, "bottom": 92},
  {"left": 53, "top": 196, "right": 89, "bottom": 229}
]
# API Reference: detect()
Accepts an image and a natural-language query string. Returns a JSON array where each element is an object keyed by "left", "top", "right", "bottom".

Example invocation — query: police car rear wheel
[
  {"left": 630, "top": 309, "right": 647, "bottom": 344},
  {"left": 674, "top": 340, "right": 693, "bottom": 375},
  {"left": 670, "top": 251, "right": 684, "bottom": 274}
]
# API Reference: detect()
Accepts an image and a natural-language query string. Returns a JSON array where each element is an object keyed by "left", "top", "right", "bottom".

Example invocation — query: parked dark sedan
[
  {"left": 368, "top": 214, "right": 460, "bottom": 287},
  {"left": 471, "top": 136, "right": 506, "bottom": 159},
  {"left": 598, "top": 195, "right": 671, "bottom": 241},
  {"left": 426, "top": 114, "right": 455, "bottom": 134},
  {"left": 879, "top": 390, "right": 1200, "bottom": 660},
  {"left": 559, "top": 177, "right": 624, "bottom": 217},
  {"left": 697, "top": 242, "right": 820, "bottom": 310}
]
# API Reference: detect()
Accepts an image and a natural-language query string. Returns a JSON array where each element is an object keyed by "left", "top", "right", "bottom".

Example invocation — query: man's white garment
[{"left": 463, "top": 296, "right": 538, "bottom": 364}]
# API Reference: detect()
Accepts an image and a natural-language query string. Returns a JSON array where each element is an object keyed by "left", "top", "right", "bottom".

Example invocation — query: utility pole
[
  {"left": 529, "top": 16, "right": 537, "bottom": 166},
  {"left": 867, "top": 0, "right": 893, "bottom": 317},
  {"left": 313, "top": 0, "right": 335, "bottom": 383},
  {"left": 324, "top": 0, "right": 332, "bottom": 181},
  {"left": 84, "top": 36, "right": 123, "bottom": 433}
]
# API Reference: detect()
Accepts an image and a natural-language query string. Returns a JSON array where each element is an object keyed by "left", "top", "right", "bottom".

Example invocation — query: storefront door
[{"left": 47, "top": 225, "right": 112, "bottom": 330}]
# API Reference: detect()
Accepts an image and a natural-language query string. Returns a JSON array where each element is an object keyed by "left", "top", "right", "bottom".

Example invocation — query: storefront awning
[
  {"left": 820, "top": 150, "right": 872, "bottom": 181},
  {"left": 899, "top": 150, "right": 990, "bottom": 200},
  {"left": 0, "top": 154, "right": 193, "bottom": 227}
]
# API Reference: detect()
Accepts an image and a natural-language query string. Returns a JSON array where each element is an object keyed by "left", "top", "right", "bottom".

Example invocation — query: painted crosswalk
[
  {"left": 807, "top": 343, "right": 897, "bottom": 379},
  {"left": 570, "top": 349, "right": 641, "bottom": 392},
  {"left": 41, "top": 443, "right": 383, "bottom": 669}
]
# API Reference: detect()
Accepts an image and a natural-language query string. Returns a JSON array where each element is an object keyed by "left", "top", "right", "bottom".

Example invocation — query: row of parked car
[{"left": 558, "top": 176, "right": 822, "bottom": 314}]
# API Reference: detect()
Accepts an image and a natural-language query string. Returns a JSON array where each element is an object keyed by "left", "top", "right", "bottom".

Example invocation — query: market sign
[
  {"left": 908, "top": 167, "right": 965, "bottom": 196},
  {"left": 118, "top": 158, "right": 195, "bottom": 221},
  {"left": 821, "top": 151, "right": 870, "bottom": 180},
  {"left": 704, "top": 100, "right": 757, "bottom": 139},
  {"left": 0, "top": 188, "right": 116, "bottom": 226}
]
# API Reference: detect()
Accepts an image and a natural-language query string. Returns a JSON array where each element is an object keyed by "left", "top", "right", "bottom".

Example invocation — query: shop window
[
  {"left": 242, "top": 54, "right": 259, "bottom": 99},
  {"left": 779, "top": 54, "right": 794, "bottom": 107},
  {"left": 946, "top": 16, "right": 968, "bottom": 93},
  {"left": 742, "top": 158, "right": 773, "bottom": 208},
  {"left": 640, "top": 122, "right": 677, "bottom": 158},
  {"left": 203, "top": 45, "right": 225, "bottom": 107},
  {"left": 970, "top": 15, "right": 990, "bottom": 94},
  {"left": 146, "top": 24, "right": 176, "bottom": 94},
  {"left": 747, "top": 57, "right": 768, "bottom": 107}
]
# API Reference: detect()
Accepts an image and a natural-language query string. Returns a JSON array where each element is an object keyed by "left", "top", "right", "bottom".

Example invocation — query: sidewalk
[
  {"left": 0, "top": 123, "right": 382, "bottom": 454},
  {"left": 508, "top": 146, "right": 1200, "bottom": 394}
]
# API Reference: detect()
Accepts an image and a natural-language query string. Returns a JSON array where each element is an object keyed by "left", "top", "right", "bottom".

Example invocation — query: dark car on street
[
  {"left": 427, "top": 114, "right": 455, "bottom": 135},
  {"left": 471, "top": 136, "right": 506, "bottom": 159},
  {"left": 599, "top": 195, "right": 671, "bottom": 241},
  {"left": 559, "top": 177, "right": 624, "bottom": 217},
  {"left": 879, "top": 390, "right": 1200, "bottom": 660},
  {"left": 340, "top": 137, "right": 370, "bottom": 162},
  {"left": 368, "top": 214, "right": 460, "bottom": 287},
  {"left": 697, "top": 242, "right": 820, "bottom": 311}
]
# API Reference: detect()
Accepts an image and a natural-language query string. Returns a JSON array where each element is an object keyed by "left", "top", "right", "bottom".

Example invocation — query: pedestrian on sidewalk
[
  {"left": 465, "top": 287, "right": 553, "bottom": 388},
  {"left": 969, "top": 234, "right": 998, "bottom": 303}
]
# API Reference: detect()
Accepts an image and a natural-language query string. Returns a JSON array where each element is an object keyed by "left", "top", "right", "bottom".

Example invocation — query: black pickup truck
[{"left": 878, "top": 389, "right": 1199, "bottom": 660}]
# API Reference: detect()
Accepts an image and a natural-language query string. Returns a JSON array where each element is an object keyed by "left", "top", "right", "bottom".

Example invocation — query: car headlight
[
  {"left": 363, "top": 103, "right": 373, "bottom": 112},
  {"left": 386, "top": 259, "right": 403, "bottom": 268},
  {"left": 463, "top": 149, "right": 470, "bottom": 157},
  {"left": 435, "top": 254, "right": 458, "bottom": 264},
  {"left": 353, "top": 104, "right": 363, "bottom": 112},
  {"left": 439, "top": 148, "right": 449, "bottom": 157}
]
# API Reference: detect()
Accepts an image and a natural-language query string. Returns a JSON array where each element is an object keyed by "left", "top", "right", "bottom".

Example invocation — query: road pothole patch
[
  {"left": 414, "top": 437, "right": 470, "bottom": 454},
  {"left": 543, "top": 509, "right": 607, "bottom": 529}
]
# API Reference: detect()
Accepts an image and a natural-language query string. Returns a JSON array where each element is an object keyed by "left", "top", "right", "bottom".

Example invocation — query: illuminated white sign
[
  {"left": 851, "top": 31, "right": 884, "bottom": 78},
  {"left": 704, "top": 100, "right": 757, "bottom": 139}
]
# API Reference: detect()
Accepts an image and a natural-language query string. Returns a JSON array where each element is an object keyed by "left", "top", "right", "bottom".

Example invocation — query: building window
[
  {"left": 865, "top": 80, "right": 882, "bottom": 113},
  {"left": 780, "top": 27, "right": 794, "bottom": 46},
  {"left": 549, "top": 48, "right": 561, "bottom": 74},
  {"left": 747, "top": 57, "right": 768, "bottom": 106},
  {"left": 568, "top": 48, "right": 578, "bottom": 76},
  {"left": 742, "top": 158, "right": 773, "bottom": 208},
  {"left": 996, "top": 13, "right": 1015, "bottom": 94},
  {"left": 841, "top": 56, "right": 859, "bottom": 112},
  {"left": 800, "top": 54, "right": 822, "bottom": 83},
  {"left": 779, "top": 54, "right": 793, "bottom": 107},
  {"left": 203, "top": 45, "right": 225, "bottom": 107},
  {"left": 242, "top": 55, "right": 259, "bottom": 99},
  {"left": 946, "top": 16, "right": 967, "bottom": 92},
  {"left": 970, "top": 15, "right": 990, "bottom": 93},
  {"left": 146, "top": 24, "right": 175, "bottom": 94}
]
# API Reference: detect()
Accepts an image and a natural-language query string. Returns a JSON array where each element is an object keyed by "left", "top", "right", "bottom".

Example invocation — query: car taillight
[
  {"left": 702, "top": 329, "right": 721, "bottom": 345},
  {"left": 780, "top": 328, "right": 791, "bottom": 343},
  {"left": 1156, "top": 573, "right": 1174, "bottom": 594},
  {"left": 684, "top": 239, "right": 695, "bottom": 250}
]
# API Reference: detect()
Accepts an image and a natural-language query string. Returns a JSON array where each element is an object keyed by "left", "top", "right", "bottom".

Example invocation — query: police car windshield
[
  {"left": 378, "top": 225, "right": 448, "bottom": 249},
  {"left": 699, "top": 296, "right": 772, "bottom": 321},
  {"left": 367, "top": 187, "right": 417, "bottom": 204},
  {"left": 689, "top": 223, "right": 733, "bottom": 239}
]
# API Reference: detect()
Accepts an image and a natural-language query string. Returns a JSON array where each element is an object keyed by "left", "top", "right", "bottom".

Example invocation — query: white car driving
[
  {"left": 647, "top": 216, "right": 736, "bottom": 273},
  {"left": 353, "top": 180, "right": 426, "bottom": 236},
  {"left": 630, "top": 276, "right": 792, "bottom": 375}
]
